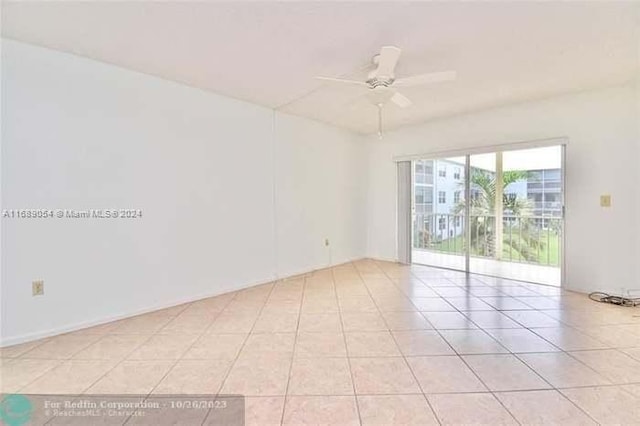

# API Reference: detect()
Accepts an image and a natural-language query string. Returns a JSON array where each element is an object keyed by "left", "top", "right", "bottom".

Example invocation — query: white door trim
[{"left": 393, "top": 136, "right": 568, "bottom": 163}]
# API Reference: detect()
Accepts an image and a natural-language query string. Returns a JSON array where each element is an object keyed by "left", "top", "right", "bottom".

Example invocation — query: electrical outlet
[
  {"left": 32, "top": 280, "right": 44, "bottom": 296},
  {"left": 324, "top": 238, "right": 330, "bottom": 247}
]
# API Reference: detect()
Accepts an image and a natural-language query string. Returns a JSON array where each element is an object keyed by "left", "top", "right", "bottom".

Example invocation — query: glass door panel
[
  {"left": 468, "top": 146, "right": 563, "bottom": 286},
  {"left": 412, "top": 156, "right": 467, "bottom": 272}
]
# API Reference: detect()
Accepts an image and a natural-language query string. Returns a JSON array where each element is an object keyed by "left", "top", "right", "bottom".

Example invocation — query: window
[
  {"left": 438, "top": 217, "right": 446, "bottom": 230},
  {"left": 438, "top": 167, "right": 446, "bottom": 178},
  {"left": 528, "top": 171, "right": 543, "bottom": 182},
  {"left": 454, "top": 216, "right": 461, "bottom": 227},
  {"left": 438, "top": 191, "right": 446, "bottom": 204},
  {"left": 425, "top": 187, "right": 433, "bottom": 202},
  {"left": 454, "top": 191, "right": 461, "bottom": 204},
  {"left": 544, "top": 169, "right": 561, "bottom": 180},
  {"left": 415, "top": 187, "right": 434, "bottom": 206},
  {"left": 453, "top": 168, "right": 461, "bottom": 180},
  {"left": 414, "top": 161, "right": 434, "bottom": 185},
  {"left": 424, "top": 163, "right": 434, "bottom": 174}
]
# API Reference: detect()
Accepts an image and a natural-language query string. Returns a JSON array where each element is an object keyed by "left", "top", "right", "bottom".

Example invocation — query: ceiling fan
[{"left": 315, "top": 46, "right": 456, "bottom": 137}]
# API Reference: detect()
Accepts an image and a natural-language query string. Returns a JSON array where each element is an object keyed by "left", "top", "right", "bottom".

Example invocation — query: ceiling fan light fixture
[{"left": 314, "top": 45, "right": 456, "bottom": 133}]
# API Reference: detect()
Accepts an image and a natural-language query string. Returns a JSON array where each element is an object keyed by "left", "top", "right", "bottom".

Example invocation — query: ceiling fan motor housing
[
  {"left": 366, "top": 86, "right": 395, "bottom": 104},
  {"left": 315, "top": 45, "right": 455, "bottom": 117},
  {"left": 368, "top": 53, "right": 395, "bottom": 85},
  {"left": 366, "top": 75, "right": 395, "bottom": 88}
]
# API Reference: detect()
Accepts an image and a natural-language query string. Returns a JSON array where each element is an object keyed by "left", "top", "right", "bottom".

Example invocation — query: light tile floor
[{"left": 2, "top": 259, "right": 640, "bottom": 425}]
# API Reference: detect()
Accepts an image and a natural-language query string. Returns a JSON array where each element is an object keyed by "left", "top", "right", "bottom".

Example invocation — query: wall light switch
[
  {"left": 600, "top": 195, "right": 611, "bottom": 207},
  {"left": 32, "top": 280, "right": 44, "bottom": 296}
]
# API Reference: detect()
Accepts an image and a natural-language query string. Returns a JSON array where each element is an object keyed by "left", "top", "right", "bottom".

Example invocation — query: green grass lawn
[{"left": 423, "top": 231, "right": 561, "bottom": 266}]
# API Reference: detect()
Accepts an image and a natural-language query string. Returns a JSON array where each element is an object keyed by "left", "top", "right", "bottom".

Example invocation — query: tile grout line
[
  {"left": 414, "top": 267, "right": 601, "bottom": 424},
  {"left": 400, "top": 263, "right": 610, "bottom": 424},
  {"left": 354, "top": 260, "right": 443, "bottom": 426},
  {"left": 37, "top": 309, "right": 190, "bottom": 426},
  {"left": 512, "top": 354, "right": 603, "bottom": 425},
  {"left": 126, "top": 299, "right": 233, "bottom": 425},
  {"left": 413, "top": 264, "right": 633, "bottom": 389},
  {"left": 278, "top": 275, "right": 305, "bottom": 426},
  {"left": 17, "top": 315, "right": 170, "bottom": 402},
  {"left": 5, "top": 261, "right": 640, "bottom": 425},
  {"left": 478, "top": 289, "right": 640, "bottom": 423},
  {"left": 379, "top": 261, "right": 524, "bottom": 425},
  {"left": 401, "top": 265, "right": 527, "bottom": 424},
  {"left": 333, "top": 262, "right": 364, "bottom": 426},
  {"left": 176, "top": 294, "right": 241, "bottom": 426},
  {"left": 210, "top": 280, "right": 278, "bottom": 426}
]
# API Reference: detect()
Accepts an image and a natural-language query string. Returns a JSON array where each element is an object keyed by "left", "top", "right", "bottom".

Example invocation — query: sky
[{"left": 444, "top": 146, "right": 561, "bottom": 172}]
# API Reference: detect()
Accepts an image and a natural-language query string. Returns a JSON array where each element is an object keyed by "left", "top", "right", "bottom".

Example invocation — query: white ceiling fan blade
[
  {"left": 315, "top": 76, "right": 368, "bottom": 87},
  {"left": 375, "top": 46, "right": 402, "bottom": 78},
  {"left": 394, "top": 70, "right": 457, "bottom": 87},
  {"left": 390, "top": 91, "right": 413, "bottom": 108}
]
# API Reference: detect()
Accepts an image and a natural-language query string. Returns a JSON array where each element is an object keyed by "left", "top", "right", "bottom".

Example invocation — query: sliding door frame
[
  {"left": 397, "top": 161, "right": 413, "bottom": 264},
  {"left": 394, "top": 137, "right": 567, "bottom": 163},
  {"left": 464, "top": 155, "right": 471, "bottom": 273},
  {"left": 560, "top": 143, "right": 567, "bottom": 287},
  {"left": 402, "top": 137, "right": 567, "bottom": 287}
]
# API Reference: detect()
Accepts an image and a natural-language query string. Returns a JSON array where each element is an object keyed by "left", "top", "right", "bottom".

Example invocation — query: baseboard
[
  {"left": 0, "top": 255, "right": 366, "bottom": 347},
  {"left": 0, "top": 277, "right": 264, "bottom": 347},
  {"left": 278, "top": 254, "right": 368, "bottom": 278},
  {"left": 366, "top": 256, "right": 400, "bottom": 264}
]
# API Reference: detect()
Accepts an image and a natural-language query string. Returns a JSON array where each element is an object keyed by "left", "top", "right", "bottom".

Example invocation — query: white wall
[
  {"left": 366, "top": 84, "right": 640, "bottom": 294},
  {"left": 275, "top": 114, "right": 367, "bottom": 277},
  {"left": 1, "top": 39, "right": 366, "bottom": 345},
  {"left": 3, "top": 38, "right": 638, "bottom": 346}
]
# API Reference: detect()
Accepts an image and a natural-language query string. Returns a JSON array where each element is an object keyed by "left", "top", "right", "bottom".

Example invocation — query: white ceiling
[{"left": 2, "top": 1, "right": 639, "bottom": 134}]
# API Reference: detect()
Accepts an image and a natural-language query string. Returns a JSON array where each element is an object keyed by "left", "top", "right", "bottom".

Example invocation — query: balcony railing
[{"left": 413, "top": 213, "right": 562, "bottom": 267}]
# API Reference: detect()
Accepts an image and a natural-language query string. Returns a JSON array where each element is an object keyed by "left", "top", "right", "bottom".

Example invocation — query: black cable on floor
[{"left": 588, "top": 292, "right": 640, "bottom": 307}]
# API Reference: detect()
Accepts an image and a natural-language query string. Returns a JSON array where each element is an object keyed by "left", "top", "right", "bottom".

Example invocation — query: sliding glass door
[
  {"left": 410, "top": 144, "right": 564, "bottom": 286},
  {"left": 412, "top": 156, "right": 467, "bottom": 272}
]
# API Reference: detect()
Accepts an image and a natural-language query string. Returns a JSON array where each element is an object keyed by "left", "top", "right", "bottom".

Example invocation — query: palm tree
[{"left": 454, "top": 169, "right": 544, "bottom": 261}]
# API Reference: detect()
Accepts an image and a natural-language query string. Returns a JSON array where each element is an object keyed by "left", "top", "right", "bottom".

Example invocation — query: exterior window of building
[
  {"left": 438, "top": 191, "right": 446, "bottom": 203},
  {"left": 414, "top": 185, "right": 434, "bottom": 216},
  {"left": 453, "top": 168, "right": 461, "bottom": 180},
  {"left": 454, "top": 216, "right": 461, "bottom": 227},
  {"left": 438, "top": 217, "right": 446, "bottom": 230},
  {"left": 438, "top": 167, "right": 446, "bottom": 177},
  {"left": 414, "top": 160, "right": 434, "bottom": 185},
  {"left": 454, "top": 191, "right": 461, "bottom": 204},
  {"left": 425, "top": 163, "right": 434, "bottom": 174},
  {"left": 544, "top": 169, "right": 561, "bottom": 180}
]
